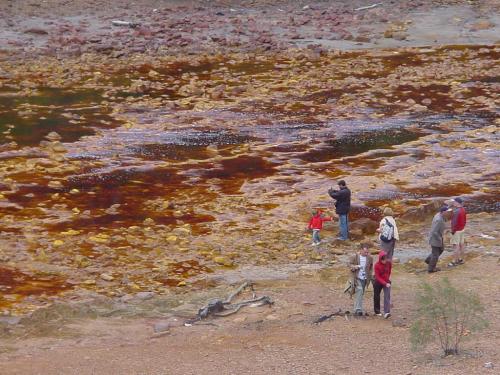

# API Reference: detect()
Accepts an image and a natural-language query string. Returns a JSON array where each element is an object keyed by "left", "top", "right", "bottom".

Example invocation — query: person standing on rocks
[
  {"left": 448, "top": 197, "right": 467, "bottom": 267},
  {"left": 328, "top": 180, "right": 351, "bottom": 241},
  {"left": 425, "top": 205, "right": 452, "bottom": 273},
  {"left": 308, "top": 208, "right": 333, "bottom": 246},
  {"left": 376, "top": 207, "right": 399, "bottom": 261},
  {"left": 349, "top": 243, "right": 373, "bottom": 316}
]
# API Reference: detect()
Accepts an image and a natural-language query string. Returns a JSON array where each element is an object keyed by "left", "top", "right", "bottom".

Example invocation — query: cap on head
[
  {"left": 454, "top": 197, "right": 463, "bottom": 204},
  {"left": 440, "top": 205, "right": 452, "bottom": 213},
  {"left": 338, "top": 180, "right": 346, "bottom": 187}
]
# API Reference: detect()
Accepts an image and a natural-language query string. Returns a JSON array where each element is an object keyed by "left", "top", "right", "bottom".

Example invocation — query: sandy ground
[{"left": 1, "top": 251, "right": 499, "bottom": 375}]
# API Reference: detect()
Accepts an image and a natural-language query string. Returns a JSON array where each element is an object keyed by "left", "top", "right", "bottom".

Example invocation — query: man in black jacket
[{"left": 328, "top": 180, "right": 351, "bottom": 240}]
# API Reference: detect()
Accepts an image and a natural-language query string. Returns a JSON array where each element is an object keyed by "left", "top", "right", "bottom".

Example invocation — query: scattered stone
[
  {"left": 75, "top": 255, "right": 91, "bottom": 268},
  {"left": 24, "top": 28, "right": 49, "bottom": 35},
  {"left": 213, "top": 256, "right": 233, "bottom": 267},
  {"left": 470, "top": 20, "right": 494, "bottom": 31},
  {"left": 45, "top": 132, "right": 62, "bottom": 141},
  {"left": 391, "top": 317, "right": 407, "bottom": 327},
  {"left": 48, "top": 180, "right": 63, "bottom": 189},
  {"left": 100, "top": 273, "right": 114, "bottom": 281},
  {"left": 153, "top": 321, "right": 171, "bottom": 333},
  {"left": 135, "top": 291, "right": 155, "bottom": 300},
  {"left": 331, "top": 248, "right": 345, "bottom": 255},
  {"left": 265, "top": 314, "right": 279, "bottom": 321},
  {"left": 392, "top": 32, "right": 408, "bottom": 41},
  {"left": 484, "top": 362, "right": 494, "bottom": 369},
  {"left": 50, "top": 142, "right": 67, "bottom": 153}
]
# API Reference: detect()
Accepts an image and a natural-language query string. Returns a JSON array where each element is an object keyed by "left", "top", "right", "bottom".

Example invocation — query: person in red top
[
  {"left": 373, "top": 251, "right": 392, "bottom": 319},
  {"left": 449, "top": 197, "right": 467, "bottom": 267},
  {"left": 308, "top": 208, "right": 332, "bottom": 246}
]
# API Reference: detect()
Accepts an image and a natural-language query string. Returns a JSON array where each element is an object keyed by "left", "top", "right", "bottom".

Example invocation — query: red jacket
[
  {"left": 374, "top": 251, "right": 392, "bottom": 287},
  {"left": 308, "top": 213, "right": 332, "bottom": 230},
  {"left": 451, "top": 207, "right": 466, "bottom": 233}
]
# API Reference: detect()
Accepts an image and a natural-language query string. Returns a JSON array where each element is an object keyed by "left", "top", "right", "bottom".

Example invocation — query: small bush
[{"left": 410, "top": 278, "right": 488, "bottom": 356}]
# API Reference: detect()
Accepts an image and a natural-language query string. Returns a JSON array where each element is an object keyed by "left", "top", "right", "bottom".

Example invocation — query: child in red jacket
[
  {"left": 308, "top": 208, "right": 332, "bottom": 246},
  {"left": 373, "top": 250, "right": 392, "bottom": 318}
]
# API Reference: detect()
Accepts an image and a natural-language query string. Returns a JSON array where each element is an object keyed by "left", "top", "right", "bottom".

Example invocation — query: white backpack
[{"left": 380, "top": 218, "right": 394, "bottom": 242}]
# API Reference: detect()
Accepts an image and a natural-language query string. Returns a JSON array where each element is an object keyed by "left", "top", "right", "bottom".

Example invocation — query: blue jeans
[
  {"left": 339, "top": 214, "right": 349, "bottom": 240},
  {"left": 312, "top": 229, "right": 321, "bottom": 243}
]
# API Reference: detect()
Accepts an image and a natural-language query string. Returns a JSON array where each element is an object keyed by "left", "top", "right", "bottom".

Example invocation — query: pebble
[
  {"left": 135, "top": 291, "right": 155, "bottom": 301},
  {"left": 100, "top": 273, "right": 114, "bottom": 281},
  {"left": 153, "top": 321, "right": 171, "bottom": 333}
]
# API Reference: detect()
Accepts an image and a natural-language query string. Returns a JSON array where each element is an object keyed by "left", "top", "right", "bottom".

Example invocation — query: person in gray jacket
[{"left": 425, "top": 205, "right": 452, "bottom": 273}]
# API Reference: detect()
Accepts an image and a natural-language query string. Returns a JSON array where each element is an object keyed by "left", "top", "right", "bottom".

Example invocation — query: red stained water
[{"left": 0, "top": 267, "right": 71, "bottom": 309}]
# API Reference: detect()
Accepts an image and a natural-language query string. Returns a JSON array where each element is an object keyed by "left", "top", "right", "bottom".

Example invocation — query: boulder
[
  {"left": 470, "top": 20, "right": 494, "bottom": 31},
  {"left": 400, "top": 200, "right": 442, "bottom": 223},
  {"left": 350, "top": 218, "right": 379, "bottom": 235}
]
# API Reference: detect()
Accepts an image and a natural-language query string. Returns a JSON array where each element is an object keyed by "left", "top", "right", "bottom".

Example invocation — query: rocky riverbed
[{"left": 0, "top": 0, "right": 498, "bottom": 326}]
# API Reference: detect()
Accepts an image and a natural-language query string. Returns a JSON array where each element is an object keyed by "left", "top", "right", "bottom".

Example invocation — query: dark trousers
[
  {"left": 373, "top": 280, "right": 391, "bottom": 314},
  {"left": 425, "top": 246, "right": 443, "bottom": 271}
]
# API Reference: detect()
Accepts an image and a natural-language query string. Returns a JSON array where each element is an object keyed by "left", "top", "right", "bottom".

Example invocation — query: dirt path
[{"left": 1, "top": 253, "right": 499, "bottom": 375}]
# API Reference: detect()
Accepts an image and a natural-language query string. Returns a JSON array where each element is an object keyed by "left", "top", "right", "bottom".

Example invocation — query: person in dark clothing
[
  {"left": 328, "top": 180, "right": 351, "bottom": 240},
  {"left": 425, "top": 205, "right": 452, "bottom": 273}
]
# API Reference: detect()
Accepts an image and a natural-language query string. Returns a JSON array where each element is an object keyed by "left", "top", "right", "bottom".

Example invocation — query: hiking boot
[
  {"left": 375, "top": 313, "right": 382, "bottom": 317},
  {"left": 448, "top": 261, "right": 458, "bottom": 267},
  {"left": 383, "top": 313, "right": 391, "bottom": 319},
  {"left": 354, "top": 310, "right": 363, "bottom": 316},
  {"left": 457, "top": 259, "right": 464, "bottom": 264},
  {"left": 428, "top": 267, "right": 441, "bottom": 273}
]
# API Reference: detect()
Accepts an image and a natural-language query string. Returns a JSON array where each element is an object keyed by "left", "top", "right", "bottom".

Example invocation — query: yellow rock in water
[
  {"left": 166, "top": 235, "right": 177, "bottom": 243},
  {"left": 213, "top": 256, "right": 233, "bottom": 266},
  {"left": 70, "top": 189, "right": 80, "bottom": 194},
  {"left": 61, "top": 229, "right": 80, "bottom": 236},
  {"left": 37, "top": 249, "right": 48, "bottom": 261},
  {"left": 53, "top": 240, "right": 64, "bottom": 247},
  {"left": 143, "top": 217, "right": 155, "bottom": 225},
  {"left": 75, "top": 255, "right": 91, "bottom": 268},
  {"left": 129, "top": 283, "right": 141, "bottom": 291},
  {"left": 177, "top": 281, "right": 187, "bottom": 287},
  {"left": 48, "top": 180, "right": 63, "bottom": 189},
  {"left": 89, "top": 236, "right": 108, "bottom": 243}
]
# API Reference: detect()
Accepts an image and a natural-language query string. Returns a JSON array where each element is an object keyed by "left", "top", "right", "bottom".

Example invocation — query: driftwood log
[
  {"left": 185, "top": 282, "right": 273, "bottom": 325},
  {"left": 313, "top": 308, "right": 351, "bottom": 324}
]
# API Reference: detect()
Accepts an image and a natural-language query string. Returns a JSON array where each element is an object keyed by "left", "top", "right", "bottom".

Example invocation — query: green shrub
[{"left": 410, "top": 278, "right": 488, "bottom": 356}]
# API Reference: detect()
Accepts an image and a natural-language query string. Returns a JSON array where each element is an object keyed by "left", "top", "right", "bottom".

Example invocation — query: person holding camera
[{"left": 328, "top": 180, "right": 351, "bottom": 241}]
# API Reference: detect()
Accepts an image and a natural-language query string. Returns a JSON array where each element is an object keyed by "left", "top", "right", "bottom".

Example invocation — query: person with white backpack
[{"left": 376, "top": 207, "right": 399, "bottom": 261}]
